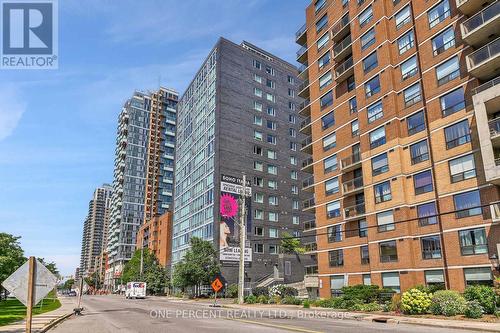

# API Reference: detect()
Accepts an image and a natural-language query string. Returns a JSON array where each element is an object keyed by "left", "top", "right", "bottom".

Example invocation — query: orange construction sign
[{"left": 211, "top": 278, "right": 223, "bottom": 292}]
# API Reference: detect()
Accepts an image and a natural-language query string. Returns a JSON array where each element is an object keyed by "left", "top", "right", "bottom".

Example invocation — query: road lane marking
[{"left": 225, "top": 317, "right": 325, "bottom": 333}]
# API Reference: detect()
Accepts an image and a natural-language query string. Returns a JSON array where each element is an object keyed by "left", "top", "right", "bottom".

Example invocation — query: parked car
[{"left": 68, "top": 290, "right": 77, "bottom": 297}]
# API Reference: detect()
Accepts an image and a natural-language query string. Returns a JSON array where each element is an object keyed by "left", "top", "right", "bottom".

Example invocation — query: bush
[
  {"left": 281, "top": 296, "right": 302, "bottom": 305},
  {"left": 389, "top": 293, "right": 402, "bottom": 312},
  {"left": 269, "top": 284, "right": 298, "bottom": 297},
  {"left": 244, "top": 295, "right": 257, "bottom": 304},
  {"left": 257, "top": 295, "right": 269, "bottom": 304},
  {"left": 464, "top": 300, "right": 483, "bottom": 319},
  {"left": 463, "top": 285, "right": 497, "bottom": 314},
  {"left": 314, "top": 297, "right": 346, "bottom": 309},
  {"left": 401, "top": 288, "right": 432, "bottom": 315},
  {"left": 350, "top": 302, "right": 381, "bottom": 312},
  {"left": 430, "top": 290, "right": 466, "bottom": 316},
  {"left": 341, "top": 285, "right": 380, "bottom": 303},
  {"left": 303, "top": 300, "right": 310, "bottom": 309},
  {"left": 225, "top": 284, "right": 238, "bottom": 298},
  {"left": 252, "top": 286, "right": 269, "bottom": 297}
]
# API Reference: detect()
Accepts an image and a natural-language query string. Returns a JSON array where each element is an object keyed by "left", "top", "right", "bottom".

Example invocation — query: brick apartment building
[
  {"left": 136, "top": 211, "right": 173, "bottom": 267},
  {"left": 296, "top": 0, "right": 500, "bottom": 297}
]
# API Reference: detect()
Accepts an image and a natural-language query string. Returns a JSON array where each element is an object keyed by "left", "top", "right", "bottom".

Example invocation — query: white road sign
[{"left": 1, "top": 259, "right": 58, "bottom": 307}]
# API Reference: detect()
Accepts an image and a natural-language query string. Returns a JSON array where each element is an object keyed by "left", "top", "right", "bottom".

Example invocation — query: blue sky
[{"left": 0, "top": 0, "right": 309, "bottom": 276}]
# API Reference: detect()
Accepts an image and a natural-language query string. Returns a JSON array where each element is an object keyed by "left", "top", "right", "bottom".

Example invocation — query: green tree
[
  {"left": 172, "top": 237, "right": 220, "bottom": 295},
  {"left": 37, "top": 258, "right": 59, "bottom": 277},
  {"left": 63, "top": 278, "right": 75, "bottom": 290},
  {"left": 0, "top": 233, "right": 26, "bottom": 300},
  {"left": 122, "top": 248, "right": 168, "bottom": 295},
  {"left": 280, "top": 232, "right": 305, "bottom": 254}
]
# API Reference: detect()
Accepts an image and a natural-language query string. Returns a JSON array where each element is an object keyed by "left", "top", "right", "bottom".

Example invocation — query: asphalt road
[{"left": 50, "top": 295, "right": 471, "bottom": 333}]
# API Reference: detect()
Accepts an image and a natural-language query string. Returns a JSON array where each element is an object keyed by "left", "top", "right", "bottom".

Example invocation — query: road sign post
[
  {"left": 26, "top": 257, "right": 35, "bottom": 333},
  {"left": 210, "top": 275, "right": 225, "bottom": 307}
]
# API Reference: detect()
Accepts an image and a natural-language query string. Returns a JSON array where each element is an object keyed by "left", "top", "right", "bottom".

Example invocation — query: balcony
[
  {"left": 302, "top": 157, "right": 314, "bottom": 173},
  {"left": 303, "top": 198, "right": 316, "bottom": 212},
  {"left": 332, "top": 13, "right": 350, "bottom": 41},
  {"left": 333, "top": 34, "right": 353, "bottom": 61},
  {"left": 302, "top": 176, "right": 315, "bottom": 192},
  {"left": 343, "top": 202, "right": 366, "bottom": 219},
  {"left": 342, "top": 176, "right": 364, "bottom": 195},
  {"left": 456, "top": 0, "right": 495, "bottom": 16},
  {"left": 296, "top": 23, "right": 307, "bottom": 46},
  {"left": 461, "top": 1, "right": 500, "bottom": 47},
  {"left": 301, "top": 135, "right": 313, "bottom": 153},
  {"left": 489, "top": 117, "right": 500, "bottom": 146},
  {"left": 298, "top": 79, "right": 310, "bottom": 99},
  {"left": 341, "top": 152, "right": 362, "bottom": 172},
  {"left": 300, "top": 116, "right": 312, "bottom": 134},
  {"left": 473, "top": 76, "right": 500, "bottom": 95},
  {"left": 466, "top": 37, "right": 500, "bottom": 80},
  {"left": 335, "top": 56, "right": 354, "bottom": 82},
  {"left": 303, "top": 219, "right": 317, "bottom": 231},
  {"left": 298, "top": 62, "right": 308, "bottom": 80},
  {"left": 299, "top": 99, "right": 311, "bottom": 116},
  {"left": 297, "top": 45, "right": 308, "bottom": 64}
]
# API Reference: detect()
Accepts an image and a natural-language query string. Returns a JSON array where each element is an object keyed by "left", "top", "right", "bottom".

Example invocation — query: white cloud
[{"left": 0, "top": 87, "right": 27, "bottom": 141}]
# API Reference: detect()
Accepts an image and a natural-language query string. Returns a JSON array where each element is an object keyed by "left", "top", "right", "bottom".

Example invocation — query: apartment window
[
  {"left": 441, "top": 87, "right": 465, "bottom": 117},
  {"left": 254, "top": 243, "right": 264, "bottom": 253},
  {"left": 254, "top": 209, "right": 264, "bottom": 220},
  {"left": 464, "top": 267, "right": 493, "bottom": 286},
  {"left": 421, "top": 236, "right": 442, "bottom": 259},
  {"left": 325, "top": 177, "right": 339, "bottom": 195},
  {"left": 253, "top": 145, "right": 263, "bottom": 156},
  {"left": 459, "top": 228, "right": 487, "bottom": 255},
  {"left": 290, "top": 156, "right": 297, "bottom": 165},
  {"left": 316, "top": 14, "right": 328, "bottom": 32},
  {"left": 382, "top": 272, "right": 401, "bottom": 292},
  {"left": 253, "top": 59, "right": 261, "bottom": 69},
  {"left": 404, "top": 83, "right": 421, "bottom": 107},
  {"left": 329, "top": 250, "right": 344, "bottom": 267},
  {"left": 269, "top": 245, "right": 278, "bottom": 254},
  {"left": 266, "top": 93, "right": 275, "bottom": 102},
  {"left": 253, "top": 115, "right": 262, "bottom": 126},
  {"left": 324, "top": 154, "right": 338, "bottom": 173},
  {"left": 428, "top": 0, "right": 450, "bottom": 29},
  {"left": 288, "top": 102, "right": 296, "bottom": 111},
  {"left": 268, "top": 179, "right": 278, "bottom": 189},
  {"left": 319, "top": 71, "right": 333, "bottom": 90},
  {"left": 267, "top": 149, "right": 277, "bottom": 160},
  {"left": 315, "top": 0, "right": 326, "bottom": 13},
  {"left": 292, "top": 216, "right": 300, "bottom": 225},
  {"left": 290, "top": 142, "right": 297, "bottom": 151},
  {"left": 254, "top": 101, "right": 263, "bottom": 112},
  {"left": 289, "top": 114, "right": 296, "bottom": 124},
  {"left": 293, "top": 200, "right": 299, "bottom": 210},
  {"left": 323, "top": 132, "right": 336, "bottom": 151},
  {"left": 432, "top": 27, "right": 455, "bottom": 56},
  {"left": 254, "top": 74, "right": 262, "bottom": 83},
  {"left": 370, "top": 127, "right": 386, "bottom": 149},
  {"left": 360, "top": 245, "right": 370, "bottom": 264},
  {"left": 450, "top": 154, "right": 476, "bottom": 183},
  {"left": 377, "top": 210, "right": 395, "bottom": 232},
  {"left": 268, "top": 195, "right": 278, "bottom": 206},
  {"left": 418, "top": 202, "right": 438, "bottom": 226},
  {"left": 363, "top": 274, "right": 371, "bottom": 285},
  {"left": 317, "top": 32, "right": 330, "bottom": 50},
  {"left": 291, "top": 170, "right": 298, "bottom": 180},
  {"left": 320, "top": 90, "right": 334, "bottom": 109},
  {"left": 266, "top": 120, "right": 276, "bottom": 130},
  {"left": 291, "top": 185, "right": 298, "bottom": 194},
  {"left": 267, "top": 107, "right": 275, "bottom": 116},
  {"left": 347, "top": 75, "right": 356, "bottom": 92},
  {"left": 254, "top": 87, "right": 262, "bottom": 97},
  {"left": 253, "top": 177, "right": 263, "bottom": 187},
  {"left": 319, "top": 51, "right": 331, "bottom": 70},
  {"left": 398, "top": 30, "right": 415, "bottom": 54},
  {"left": 414, "top": 170, "right": 433, "bottom": 195},
  {"left": 445, "top": 120, "right": 470, "bottom": 149},
  {"left": 327, "top": 224, "right": 342, "bottom": 242},
  {"left": 322, "top": 111, "right": 335, "bottom": 130},
  {"left": 361, "top": 28, "right": 376, "bottom": 51},
  {"left": 359, "top": 219, "right": 368, "bottom": 237},
  {"left": 254, "top": 130, "right": 263, "bottom": 141},
  {"left": 288, "top": 75, "right": 294, "bottom": 84},
  {"left": 363, "top": 51, "right": 378, "bottom": 74},
  {"left": 266, "top": 79, "right": 275, "bottom": 89},
  {"left": 436, "top": 56, "right": 460, "bottom": 86},
  {"left": 374, "top": 181, "right": 392, "bottom": 203},
  {"left": 359, "top": 5, "right": 373, "bottom": 28},
  {"left": 372, "top": 153, "right": 389, "bottom": 176},
  {"left": 327, "top": 200, "right": 341, "bottom": 218},
  {"left": 454, "top": 190, "right": 482, "bottom": 218},
  {"left": 267, "top": 164, "right": 278, "bottom": 175},
  {"left": 267, "top": 134, "right": 277, "bottom": 145},
  {"left": 410, "top": 140, "right": 429, "bottom": 164},
  {"left": 265, "top": 66, "right": 275, "bottom": 76},
  {"left": 365, "top": 75, "right": 380, "bottom": 98},
  {"left": 254, "top": 226, "right": 263, "bottom": 236},
  {"left": 254, "top": 193, "right": 264, "bottom": 203},
  {"left": 351, "top": 120, "right": 359, "bottom": 136},
  {"left": 401, "top": 56, "right": 418, "bottom": 80},
  {"left": 269, "top": 227, "right": 278, "bottom": 238},
  {"left": 367, "top": 100, "right": 383, "bottom": 123},
  {"left": 395, "top": 5, "right": 411, "bottom": 29},
  {"left": 380, "top": 241, "right": 398, "bottom": 262},
  {"left": 407, "top": 111, "right": 425, "bottom": 135},
  {"left": 425, "top": 270, "right": 445, "bottom": 288},
  {"left": 288, "top": 88, "right": 295, "bottom": 97},
  {"left": 349, "top": 97, "right": 358, "bottom": 114}
]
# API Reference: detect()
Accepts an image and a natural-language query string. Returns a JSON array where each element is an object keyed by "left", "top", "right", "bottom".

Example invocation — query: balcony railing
[
  {"left": 302, "top": 176, "right": 315, "bottom": 189},
  {"left": 332, "top": 13, "right": 350, "bottom": 38},
  {"left": 299, "top": 99, "right": 311, "bottom": 111},
  {"left": 343, "top": 176, "right": 364, "bottom": 193},
  {"left": 298, "top": 62, "right": 308, "bottom": 75},
  {"left": 467, "top": 37, "right": 500, "bottom": 69},
  {"left": 341, "top": 152, "right": 361, "bottom": 169},
  {"left": 344, "top": 202, "right": 366, "bottom": 219},
  {"left": 301, "top": 136, "right": 313, "bottom": 149},
  {"left": 303, "top": 220, "right": 316, "bottom": 231},
  {"left": 300, "top": 117, "right": 311, "bottom": 130},
  {"left": 297, "top": 45, "right": 307, "bottom": 59},
  {"left": 296, "top": 23, "right": 307, "bottom": 40},
  {"left": 303, "top": 198, "right": 315, "bottom": 210},
  {"left": 489, "top": 117, "right": 500, "bottom": 137},
  {"left": 473, "top": 76, "right": 500, "bottom": 95},
  {"left": 462, "top": 2, "right": 500, "bottom": 35},
  {"left": 333, "top": 35, "right": 352, "bottom": 57},
  {"left": 302, "top": 157, "right": 313, "bottom": 169},
  {"left": 298, "top": 79, "right": 310, "bottom": 92},
  {"left": 335, "top": 56, "right": 353, "bottom": 78}
]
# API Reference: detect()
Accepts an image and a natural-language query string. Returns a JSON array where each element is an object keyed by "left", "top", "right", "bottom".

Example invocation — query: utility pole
[{"left": 238, "top": 174, "right": 247, "bottom": 305}]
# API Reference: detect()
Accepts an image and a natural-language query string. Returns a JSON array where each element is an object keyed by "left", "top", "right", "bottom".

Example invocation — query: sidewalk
[
  {"left": 1, "top": 296, "right": 76, "bottom": 333},
  {"left": 165, "top": 297, "right": 500, "bottom": 332}
]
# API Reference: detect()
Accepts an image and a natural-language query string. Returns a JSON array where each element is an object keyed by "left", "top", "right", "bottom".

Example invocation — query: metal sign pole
[
  {"left": 77, "top": 277, "right": 84, "bottom": 309},
  {"left": 237, "top": 174, "right": 247, "bottom": 305},
  {"left": 26, "top": 257, "right": 36, "bottom": 333}
]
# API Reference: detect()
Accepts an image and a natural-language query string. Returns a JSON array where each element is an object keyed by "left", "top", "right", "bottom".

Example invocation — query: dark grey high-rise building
[{"left": 173, "top": 38, "right": 316, "bottom": 288}]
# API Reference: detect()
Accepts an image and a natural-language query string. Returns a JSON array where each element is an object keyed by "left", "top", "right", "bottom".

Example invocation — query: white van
[{"left": 125, "top": 282, "right": 146, "bottom": 299}]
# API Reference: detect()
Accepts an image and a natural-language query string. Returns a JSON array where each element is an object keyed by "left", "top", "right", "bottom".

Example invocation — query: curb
[
  {"left": 398, "top": 320, "right": 500, "bottom": 333},
  {"left": 39, "top": 312, "right": 74, "bottom": 333}
]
